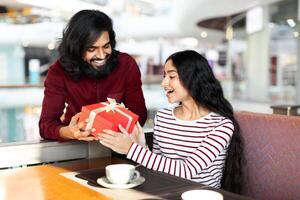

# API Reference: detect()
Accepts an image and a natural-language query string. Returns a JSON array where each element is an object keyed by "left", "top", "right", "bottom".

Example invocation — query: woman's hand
[
  {"left": 59, "top": 112, "right": 95, "bottom": 141},
  {"left": 130, "top": 122, "right": 146, "bottom": 147},
  {"left": 98, "top": 125, "right": 133, "bottom": 154}
]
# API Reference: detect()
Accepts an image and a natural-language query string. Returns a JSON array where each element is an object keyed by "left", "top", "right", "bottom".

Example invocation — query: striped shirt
[{"left": 127, "top": 107, "right": 234, "bottom": 188}]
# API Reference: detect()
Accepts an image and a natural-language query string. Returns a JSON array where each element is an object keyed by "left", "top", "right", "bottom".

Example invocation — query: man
[{"left": 39, "top": 10, "right": 147, "bottom": 141}]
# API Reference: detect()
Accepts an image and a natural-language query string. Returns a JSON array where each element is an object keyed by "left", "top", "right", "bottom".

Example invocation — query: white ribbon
[{"left": 85, "top": 98, "right": 133, "bottom": 132}]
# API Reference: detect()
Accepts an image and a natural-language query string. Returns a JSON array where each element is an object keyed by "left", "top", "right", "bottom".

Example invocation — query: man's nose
[{"left": 97, "top": 49, "right": 106, "bottom": 59}]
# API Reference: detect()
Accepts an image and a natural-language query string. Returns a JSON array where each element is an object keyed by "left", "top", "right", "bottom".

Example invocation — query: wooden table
[{"left": 0, "top": 157, "right": 253, "bottom": 200}]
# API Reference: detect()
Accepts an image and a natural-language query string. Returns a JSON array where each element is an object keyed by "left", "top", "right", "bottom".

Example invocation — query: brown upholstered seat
[
  {"left": 235, "top": 111, "right": 300, "bottom": 200},
  {"left": 144, "top": 111, "right": 300, "bottom": 199}
]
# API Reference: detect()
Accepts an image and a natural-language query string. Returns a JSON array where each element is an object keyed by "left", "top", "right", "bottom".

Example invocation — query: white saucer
[
  {"left": 181, "top": 189, "right": 223, "bottom": 200},
  {"left": 97, "top": 176, "right": 145, "bottom": 189}
]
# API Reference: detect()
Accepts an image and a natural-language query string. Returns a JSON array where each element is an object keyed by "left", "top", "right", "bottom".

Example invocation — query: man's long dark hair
[
  {"left": 58, "top": 10, "right": 118, "bottom": 81},
  {"left": 166, "top": 50, "right": 243, "bottom": 193}
]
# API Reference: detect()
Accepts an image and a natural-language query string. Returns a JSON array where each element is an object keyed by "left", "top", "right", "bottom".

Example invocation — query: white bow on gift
[
  {"left": 85, "top": 98, "right": 132, "bottom": 132},
  {"left": 102, "top": 98, "right": 126, "bottom": 113}
]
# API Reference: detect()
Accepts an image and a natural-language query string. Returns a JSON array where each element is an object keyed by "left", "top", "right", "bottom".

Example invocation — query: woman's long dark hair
[
  {"left": 58, "top": 10, "right": 118, "bottom": 81},
  {"left": 166, "top": 50, "right": 243, "bottom": 193}
]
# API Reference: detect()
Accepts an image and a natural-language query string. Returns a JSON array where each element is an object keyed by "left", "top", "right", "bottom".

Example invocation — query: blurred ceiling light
[
  {"left": 30, "top": 7, "right": 52, "bottom": 16},
  {"left": 82, "top": 0, "right": 108, "bottom": 6},
  {"left": 17, "top": 0, "right": 54, "bottom": 9},
  {"left": 286, "top": 19, "right": 296, "bottom": 28},
  {"left": 17, "top": 0, "right": 111, "bottom": 14},
  {"left": 22, "top": 40, "right": 29, "bottom": 47},
  {"left": 139, "top": 0, "right": 154, "bottom": 3},
  {"left": 200, "top": 31, "right": 207, "bottom": 38},
  {"left": 206, "top": 49, "right": 219, "bottom": 61},
  {"left": 246, "top": 6, "right": 263, "bottom": 34},
  {"left": 179, "top": 37, "right": 198, "bottom": 47},
  {"left": 293, "top": 31, "right": 299, "bottom": 38},
  {"left": 48, "top": 42, "right": 56, "bottom": 50},
  {"left": 225, "top": 25, "right": 233, "bottom": 40}
]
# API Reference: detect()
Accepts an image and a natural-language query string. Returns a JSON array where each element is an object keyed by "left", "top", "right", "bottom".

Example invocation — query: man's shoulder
[
  {"left": 116, "top": 52, "right": 139, "bottom": 73},
  {"left": 47, "top": 59, "right": 66, "bottom": 78},
  {"left": 117, "top": 52, "right": 135, "bottom": 63},
  {"left": 118, "top": 51, "right": 131, "bottom": 58},
  {"left": 49, "top": 59, "right": 63, "bottom": 71}
]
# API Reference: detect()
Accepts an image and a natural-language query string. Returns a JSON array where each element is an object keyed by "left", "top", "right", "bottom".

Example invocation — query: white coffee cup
[
  {"left": 105, "top": 164, "right": 140, "bottom": 185},
  {"left": 181, "top": 189, "right": 223, "bottom": 200}
]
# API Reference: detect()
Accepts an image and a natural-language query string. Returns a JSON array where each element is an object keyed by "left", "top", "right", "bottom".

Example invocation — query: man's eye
[
  {"left": 104, "top": 44, "right": 111, "bottom": 49},
  {"left": 87, "top": 48, "right": 94, "bottom": 52},
  {"left": 169, "top": 76, "right": 175, "bottom": 79}
]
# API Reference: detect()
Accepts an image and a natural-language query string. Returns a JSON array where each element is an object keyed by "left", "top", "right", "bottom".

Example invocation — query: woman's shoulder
[
  {"left": 207, "top": 112, "right": 234, "bottom": 128},
  {"left": 205, "top": 112, "right": 232, "bottom": 123},
  {"left": 155, "top": 107, "right": 174, "bottom": 117}
]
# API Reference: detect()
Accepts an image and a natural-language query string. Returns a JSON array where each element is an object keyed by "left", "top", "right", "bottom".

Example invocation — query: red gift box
[{"left": 78, "top": 98, "right": 139, "bottom": 137}]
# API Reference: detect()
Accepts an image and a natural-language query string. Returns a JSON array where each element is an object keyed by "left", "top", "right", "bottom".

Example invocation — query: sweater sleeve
[
  {"left": 39, "top": 62, "right": 67, "bottom": 141},
  {"left": 123, "top": 55, "right": 147, "bottom": 126},
  {"left": 152, "top": 115, "right": 161, "bottom": 154},
  {"left": 126, "top": 119, "right": 234, "bottom": 179}
]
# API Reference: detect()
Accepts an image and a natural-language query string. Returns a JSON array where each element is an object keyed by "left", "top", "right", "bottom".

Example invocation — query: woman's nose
[{"left": 161, "top": 77, "right": 168, "bottom": 87}]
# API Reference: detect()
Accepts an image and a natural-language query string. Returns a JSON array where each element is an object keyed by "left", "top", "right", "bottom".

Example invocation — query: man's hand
[{"left": 59, "top": 112, "right": 95, "bottom": 141}]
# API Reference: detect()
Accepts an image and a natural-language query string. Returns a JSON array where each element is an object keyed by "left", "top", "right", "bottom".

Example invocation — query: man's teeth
[{"left": 93, "top": 60, "right": 105, "bottom": 66}]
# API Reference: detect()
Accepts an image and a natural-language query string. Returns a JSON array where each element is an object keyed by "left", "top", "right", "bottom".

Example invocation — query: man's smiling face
[{"left": 83, "top": 31, "right": 112, "bottom": 71}]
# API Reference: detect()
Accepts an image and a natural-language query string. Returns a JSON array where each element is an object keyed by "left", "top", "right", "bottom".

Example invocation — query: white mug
[
  {"left": 105, "top": 164, "right": 140, "bottom": 184},
  {"left": 181, "top": 190, "right": 223, "bottom": 200}
]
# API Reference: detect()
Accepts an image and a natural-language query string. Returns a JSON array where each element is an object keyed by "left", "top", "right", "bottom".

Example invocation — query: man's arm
[
  {"left": 123, "top": 56, "right": 148, "bottom": 126},
  {"left": 39, "top": 62, "right": 68, "bottom": 141}
]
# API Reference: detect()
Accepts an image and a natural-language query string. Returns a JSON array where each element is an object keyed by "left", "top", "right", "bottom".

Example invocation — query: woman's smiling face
[{"left": 161, "top": 59, "right": 190, "bottom": 104}]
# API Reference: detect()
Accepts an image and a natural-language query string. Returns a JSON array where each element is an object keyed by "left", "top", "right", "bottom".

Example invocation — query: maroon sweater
[{"left": 39, "top": 52, "right": 147, "bottom": 140}]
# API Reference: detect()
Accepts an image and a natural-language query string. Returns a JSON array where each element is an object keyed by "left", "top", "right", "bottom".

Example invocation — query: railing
[
  {"left": 270, "top": 105, "right": 300, "bottom": 116},
  {"left": 0, "top": 140, "right": 111, "bottom": 169},
  {"left": 0, "top": 84, "right": 43, "bottom": 89}
]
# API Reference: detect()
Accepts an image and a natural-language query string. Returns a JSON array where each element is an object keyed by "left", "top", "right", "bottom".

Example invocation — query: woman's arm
[
  {"left": 99, "top": 119, "right": 234, "bottom": 179},
  {"left": 128, "top": 120, "right": 234, "bottom": 179}
]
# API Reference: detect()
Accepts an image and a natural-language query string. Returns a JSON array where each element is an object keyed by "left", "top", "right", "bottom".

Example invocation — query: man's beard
[{"left": 80, "top": 51, "right": 119, "bottom": 80}]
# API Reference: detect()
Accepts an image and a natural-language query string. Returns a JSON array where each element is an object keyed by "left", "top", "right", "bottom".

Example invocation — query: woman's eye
[{"left": 169, "top": 76, "right": 175, "bottom": 79}]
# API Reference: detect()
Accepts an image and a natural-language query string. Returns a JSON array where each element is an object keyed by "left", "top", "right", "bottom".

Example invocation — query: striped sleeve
[
  {"left": 126, "top": 119, "right": 234, "bottom": 179},
  {"left": 152, "top": 115, "right": 161, "bottom": 154}
]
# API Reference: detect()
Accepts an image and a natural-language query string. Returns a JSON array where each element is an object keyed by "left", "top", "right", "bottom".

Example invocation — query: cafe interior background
[{"left": 0, "top": 0, "right": 300, "bottom": 167}]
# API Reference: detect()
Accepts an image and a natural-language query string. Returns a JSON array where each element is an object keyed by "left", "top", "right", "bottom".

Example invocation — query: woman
[{"left": 98, "top": 50, "right": 243, "bottom": 193}]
